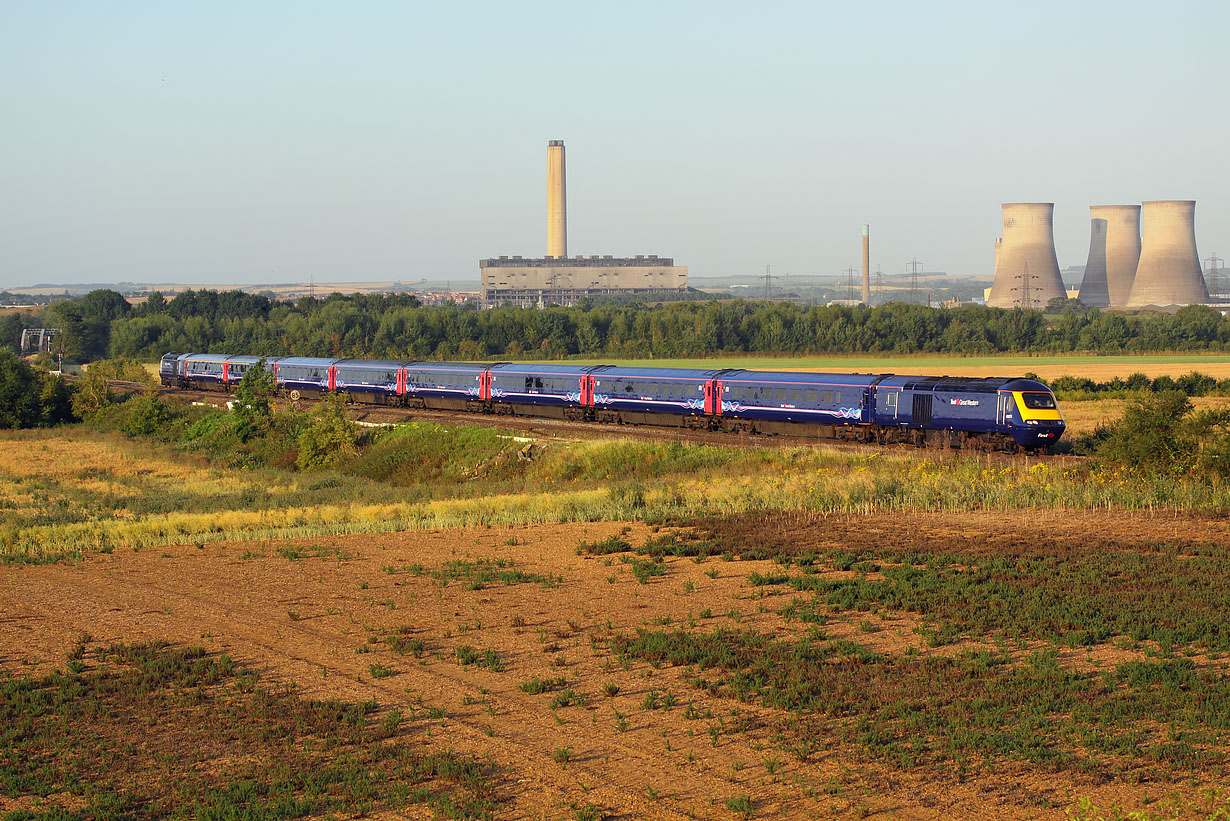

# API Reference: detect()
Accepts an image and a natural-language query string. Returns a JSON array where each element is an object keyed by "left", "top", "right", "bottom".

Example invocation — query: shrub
[
  {"left": 296, "top": 392, "right": 358, "bottom": 471},
  {"left": 1097, "top": 390, "right": 1230, "bottom": 478},
  {"left": 123, "top": 394, "right": 175, "bottom": 436},
  {"left": 0, "top": 349, "right": 45, "bottom": 428}
]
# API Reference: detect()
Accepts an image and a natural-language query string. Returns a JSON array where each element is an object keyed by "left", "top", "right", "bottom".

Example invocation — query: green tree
[
  {"left": 0, "top": 349, "right": 42, "bottom": 428},
  {"left": 296, "top": 392, "right": 357, "bottom": 471},
  {"left": 232, "top": 358, "right": 275, "bottom": 440},
  {"left": 38, "top": 372, "right": 76, "bottom": 426}
]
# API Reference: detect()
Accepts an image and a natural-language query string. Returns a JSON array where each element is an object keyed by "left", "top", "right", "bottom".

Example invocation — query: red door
[
  {"left": 704, "top": 382, "right": 714, "bottom": 414},
  {"left": 479, "top": 371, "right": 492, "bottom": 400},
  {"left": 397, "top": 368, "right": 406, "bottom": 395},
  {"left": 580, "top": 374, "right": 594, "bottom": 405},
  {"left": 327, "top": 366, "right": 336, "bottom": 391},
  {"left": 222, "top": 362, "right": 230, "bottom": 383},
  {"left": 714, "top": 380, "right": 724, "bottom": 415}
]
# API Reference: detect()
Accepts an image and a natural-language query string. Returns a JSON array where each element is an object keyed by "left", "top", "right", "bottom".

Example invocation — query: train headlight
[{"left": 1026, "top": 419, "right": 1039, "bottom": 425}]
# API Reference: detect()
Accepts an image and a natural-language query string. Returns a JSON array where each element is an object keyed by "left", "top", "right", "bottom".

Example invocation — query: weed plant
[
  {"left": 0, "top": 641, "right": 496, "bottom": 818},
  {"left": 613, "top": 627, "right": 1230, "bottom": 776}
]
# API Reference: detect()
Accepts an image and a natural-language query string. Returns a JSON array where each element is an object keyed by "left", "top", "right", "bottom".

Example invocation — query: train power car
[{"left": 159, "top": 352, "right": 1065, "bottom": 452}]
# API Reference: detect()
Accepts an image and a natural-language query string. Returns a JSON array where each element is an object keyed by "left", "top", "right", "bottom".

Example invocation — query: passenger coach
[{"left": 159, "top": 353, "right": 1065, "bottom": 452}]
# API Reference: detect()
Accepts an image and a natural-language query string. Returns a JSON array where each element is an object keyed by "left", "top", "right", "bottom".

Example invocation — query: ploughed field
[{"left": 5, "top": 512, "right": 1230, "bottom": 819}]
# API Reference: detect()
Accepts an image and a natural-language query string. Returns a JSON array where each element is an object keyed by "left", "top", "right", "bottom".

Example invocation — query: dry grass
[
  {"left": 6, "top": 417, "right": 1229, "bottom": 561},
  {"left": 1061, "top": 396, "right": 1230, "bottom": 436}
]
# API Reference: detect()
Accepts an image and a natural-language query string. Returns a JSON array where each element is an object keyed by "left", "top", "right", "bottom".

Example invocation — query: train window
[
  {"left": 1021, "top": 392, "right": 1056, "bottom": 409},
  {"left": 622, "top": 382, "right": 634, "bottom": 393},
  {"left": 730, "top": 386, "right": 743, "bottom": 399},
  {"left": 819, "top": 390, "right": 834, "bottom": 403},
  {"left": 789, "top": 389, "right": 802, "bottom": 403},
  {"left": 635, "top": 382, "right": 647, "bottom": 394},
  {"left": 805, "top": 389, "right": 817, "bottom": 403}
]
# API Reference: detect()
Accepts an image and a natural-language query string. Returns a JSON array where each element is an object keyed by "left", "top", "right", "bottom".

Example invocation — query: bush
[
  {"left": 0, "top": 350, "right": 47, "bottom": 428},
  {"left": 1097, "top": 390, "right": 1230, "bottom": 479},
  {"left": 123, "top": 394, "right": 174, "bottom": 436},
  {"left": 296, "top": 393, "right": 358, "bottom": 471}
]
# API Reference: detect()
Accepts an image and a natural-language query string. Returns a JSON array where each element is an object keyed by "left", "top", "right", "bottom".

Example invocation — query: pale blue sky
[{"left": 1, "top": 1, "right": 1226, "bottom": 288}]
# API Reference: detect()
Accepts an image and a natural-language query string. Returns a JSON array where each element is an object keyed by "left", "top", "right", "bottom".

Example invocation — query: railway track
[{"left": 155, "top": 384, "right": 1085, "bottom": 464}]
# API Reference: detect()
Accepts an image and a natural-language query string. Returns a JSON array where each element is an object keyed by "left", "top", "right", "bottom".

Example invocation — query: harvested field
[
  {"left": 555, "top": 354, "right": 1230, "bottom": 383},
  {"left": 1059, "top": 395, "right": 1230, "bottom": 436},
  {"left": 4, "top": 511, "right": 1230, "bottom": 819}
]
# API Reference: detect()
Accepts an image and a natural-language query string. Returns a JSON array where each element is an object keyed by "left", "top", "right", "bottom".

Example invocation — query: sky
[{"left": 1, "top": 1, "right": 1227, "bottom": 289}]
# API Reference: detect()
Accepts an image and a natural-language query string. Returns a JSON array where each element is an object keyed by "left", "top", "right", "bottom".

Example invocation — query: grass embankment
[
  {"left": 0, "top": 640, "right": 496, "bottom": 819},
  {"left": 2, "top": 412, "right": 1228, "bottom": 562}
]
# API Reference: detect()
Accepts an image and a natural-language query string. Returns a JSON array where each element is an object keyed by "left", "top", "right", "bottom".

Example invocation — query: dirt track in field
[{"left": 2, "top": 511, "right": 1226, "bottom": 819}]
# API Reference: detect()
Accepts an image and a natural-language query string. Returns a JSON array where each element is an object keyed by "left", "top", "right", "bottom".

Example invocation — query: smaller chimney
[{"left": 861, "top": 225, "right": 871, "bottom": 303}]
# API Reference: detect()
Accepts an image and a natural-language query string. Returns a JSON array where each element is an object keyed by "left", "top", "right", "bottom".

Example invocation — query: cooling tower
[
  {"left": 1095, "top": 205, "right": 1142, "bottom": 307},
  {"left": 987, "top": 203, "right": 1066, "bottom": 309},
  {"left": 1078, "top": 216, "right": 1110, "bottom": 308},
  {"left": 547, "top": 140, "right": 567, "bottom": 259},
  {"left": 1126, "top": 201, "right": 1209, "bottom": 307}
]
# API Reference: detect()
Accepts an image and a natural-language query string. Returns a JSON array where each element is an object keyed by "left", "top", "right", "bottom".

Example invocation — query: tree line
[{"left": 3, "top": 288, "right": 1229, "bottom": 364}]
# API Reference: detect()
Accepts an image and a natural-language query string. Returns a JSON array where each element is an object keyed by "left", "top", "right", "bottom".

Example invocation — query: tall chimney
[
  {"left": 1126, "top": 200, "right": 1208, "bottom": 307},
  {"left": 861, "top": 225, "right": 871, "bottom": 303},
  {"left": 987, "top": 203, "right": 1066, "bottom": 309},
  {"left": 547, "top": 140, "right": 567, "bottom": 259}
]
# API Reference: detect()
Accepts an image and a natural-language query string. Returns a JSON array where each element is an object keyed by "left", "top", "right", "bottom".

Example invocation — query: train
[{"left": 159, "top": 352, "right": 1066, "bottom": 452}]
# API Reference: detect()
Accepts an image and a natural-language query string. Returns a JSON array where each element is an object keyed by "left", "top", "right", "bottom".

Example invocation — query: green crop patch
[
  {"left": 611, "top": 628, "right": 1230, "bottom": 777},
  {"left": 426, "top": 558, "right": 563, "bottom": 590},
  {"left": 687, "top": 512, "right": 1230, "bottom": 654},
  {"left": 0, "top": 641, "right": 497, "bottom": 819}
]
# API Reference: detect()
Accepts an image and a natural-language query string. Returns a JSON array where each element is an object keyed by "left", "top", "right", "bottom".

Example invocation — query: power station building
[{"left": 480, "top": 140, "right": 688, "bottom": 307}]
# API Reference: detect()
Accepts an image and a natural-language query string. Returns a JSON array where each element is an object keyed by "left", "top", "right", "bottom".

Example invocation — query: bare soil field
[{"left": 3, "top": 510, "right": 1227, "bottom": 819}]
